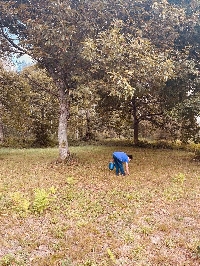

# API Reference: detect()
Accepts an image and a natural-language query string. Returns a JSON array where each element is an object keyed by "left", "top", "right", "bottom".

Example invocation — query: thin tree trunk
[
  {"left": 85, "top": 110, "right": 91, "bottom": 140},
  {"left": 131, "top": 96, "right": 139, "bottom": 145},
  {"left": 134, "top": 118, "right": 139, "bottom": 145},
  {"left": 0, "top": 120, "right": 4, "bottom": 144},
  {"left": 0, "top": 102, "right": 4, "bottom": 144},
  {"left": 57, "top": 84, "right": 70, "bottom": 161}
]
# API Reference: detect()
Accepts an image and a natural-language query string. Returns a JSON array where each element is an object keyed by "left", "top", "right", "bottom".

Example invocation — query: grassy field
[{"left": 0, "top": 145, "right": 199, "bottom": 266}]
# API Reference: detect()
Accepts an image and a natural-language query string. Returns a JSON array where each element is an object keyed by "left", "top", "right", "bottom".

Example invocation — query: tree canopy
[{"left": 0, "top": 0, "right": 199, "bottom": 151}]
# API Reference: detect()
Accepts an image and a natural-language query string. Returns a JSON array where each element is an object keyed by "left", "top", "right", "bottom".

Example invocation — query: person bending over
[{"left": 112, "top": 151, "right": 132, "bottom": 176}]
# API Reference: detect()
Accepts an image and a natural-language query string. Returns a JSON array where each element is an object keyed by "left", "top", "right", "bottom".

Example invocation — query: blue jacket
[{"left": 113, "top": 152, "right": 129, "bottom": 163}]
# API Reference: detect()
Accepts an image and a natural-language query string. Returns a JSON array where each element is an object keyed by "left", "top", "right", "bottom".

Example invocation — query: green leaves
[
  {"left": 0, "top": 0, "right": 199, "bottom": 148},
  {"left": 83, "top": 23, "right": 175, "bottom": 100}
]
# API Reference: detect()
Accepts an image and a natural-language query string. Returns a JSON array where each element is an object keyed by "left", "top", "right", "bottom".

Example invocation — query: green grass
[{"left": 0, "top": 145, "right": 199, "bottom": 265}]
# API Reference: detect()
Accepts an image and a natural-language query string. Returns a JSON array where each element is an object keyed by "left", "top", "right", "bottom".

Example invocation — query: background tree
[
  {"left": 171, "top": 0, "right": 200, "bottom": 142},
  {"left": 82, "top": 0, "right": 199, "bottom": 144},
  {"left": 21, "top": 66, "right": 59, "bottom": 147},
  {"left": 2, "top": 0, "right": 152, "bottom": 155},
  {"left": 69, "top": 85, "right": 100, "bottom": 141},
  {"left": 82, "top": 24, "right": 176, "bottom": 144},
  {"left": 0, "top": 0, "right": 111, "bottom": 159},
  {"left": 0, "top": 61, "right": 32, "bottom": 145},
  {"left": 0, "top": 62, "right": 59, "bottom": 147}
]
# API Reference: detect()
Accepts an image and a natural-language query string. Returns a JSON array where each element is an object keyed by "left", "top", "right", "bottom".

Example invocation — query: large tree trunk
[
  {"left": 57, "top": 84, "right": 70, "bottom": 161},
  {"left": 131, "top": 96, "right": 139, "bottom": 145}
]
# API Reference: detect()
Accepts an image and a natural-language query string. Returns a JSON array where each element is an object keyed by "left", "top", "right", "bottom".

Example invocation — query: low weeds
[
  {"left": 11, "top": 191, "right": 30, "bottom": 215},
  {"left": 1, "top": 186, "right": 57, "bottom": 217},
  {"left": 0, "top": 144, "right": 199, "bottom": 265},
  {"left": 31, "top": 187, "right": 56, "bottom": 214}
]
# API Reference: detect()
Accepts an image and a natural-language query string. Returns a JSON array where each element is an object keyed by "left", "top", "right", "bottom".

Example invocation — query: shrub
[
  {"left": 11, "top": 191, "right": 30, "bottom": 215},
  {"left": 31, "top": 187, "right": 56, "bottom": 214}
]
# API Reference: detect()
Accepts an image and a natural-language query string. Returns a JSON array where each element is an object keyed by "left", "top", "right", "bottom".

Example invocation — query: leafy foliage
[
  {"left": 0, "top": 63, "right": 59, "bottom": 146},
  {"left": 0, "top": 0, "right": 199, "bottom": 149},
  {"left": 32, "top": 187, "right": 56, "bottom": 214}
]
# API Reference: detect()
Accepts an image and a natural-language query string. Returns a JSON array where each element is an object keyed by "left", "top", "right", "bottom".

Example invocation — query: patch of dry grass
[{"left": 0, "top": 145, "right": 199, "bottom": 266}]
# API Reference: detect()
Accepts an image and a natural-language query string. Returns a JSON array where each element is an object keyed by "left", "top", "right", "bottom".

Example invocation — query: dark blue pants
[{"left": 113, "top": 155, "right": 125, "bottom": 176}]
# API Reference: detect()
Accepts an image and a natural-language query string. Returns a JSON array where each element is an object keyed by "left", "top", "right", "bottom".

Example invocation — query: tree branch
[{"left": 0, "top": 25, "right": 27, "bottom": 55}]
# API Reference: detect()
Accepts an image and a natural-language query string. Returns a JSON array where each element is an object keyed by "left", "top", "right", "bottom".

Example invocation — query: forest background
[{"left": 0, "top": 0, "right": 199, "bottom": 158}]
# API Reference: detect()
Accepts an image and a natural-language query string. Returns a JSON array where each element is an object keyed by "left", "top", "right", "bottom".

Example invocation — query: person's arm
[{"left": 125, "top": 162, "right": 129, "bottom": 175}]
